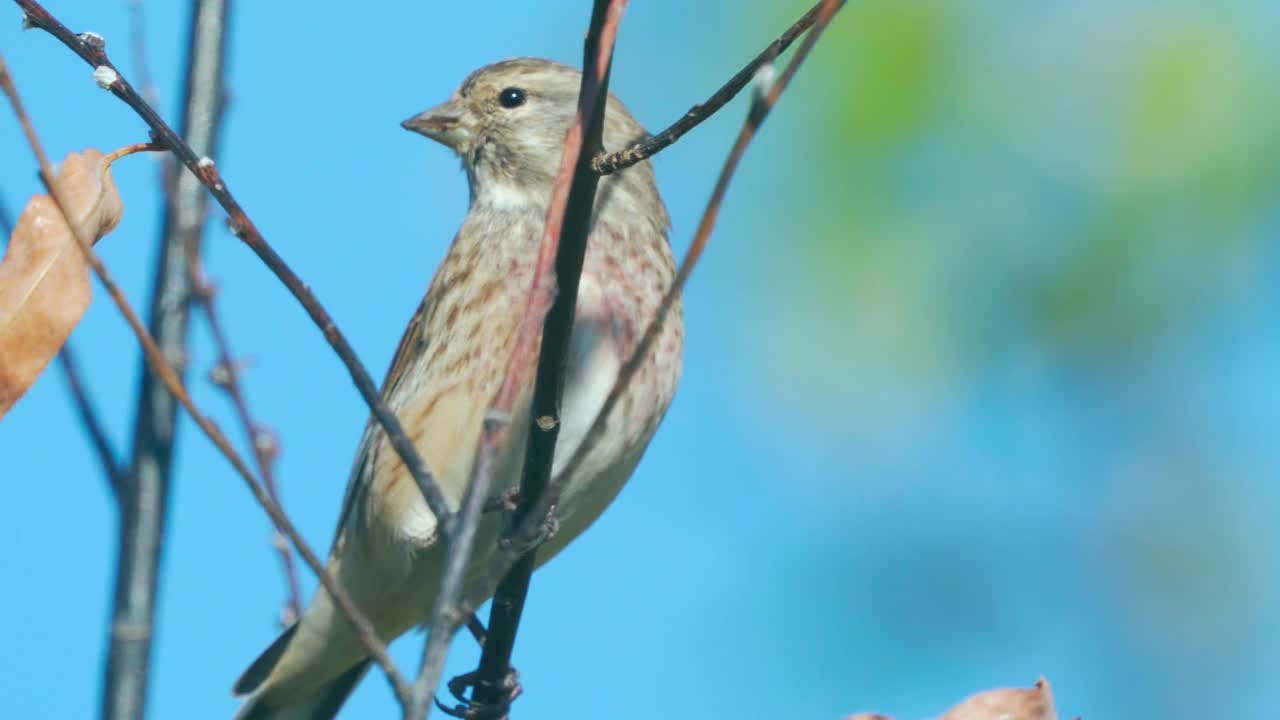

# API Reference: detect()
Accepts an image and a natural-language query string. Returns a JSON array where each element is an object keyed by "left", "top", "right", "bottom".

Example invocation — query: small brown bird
[{"left": 232, "top": 58, "right": 683, "bottom": 719}]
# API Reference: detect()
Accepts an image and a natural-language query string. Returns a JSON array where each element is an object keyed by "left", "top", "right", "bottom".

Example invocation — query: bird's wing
[
  {"left": 325, "top": 220, "right": 534, "bottom": 560},
  {"left": 326, "top": 294, "right": 431, "bottom": 558}
]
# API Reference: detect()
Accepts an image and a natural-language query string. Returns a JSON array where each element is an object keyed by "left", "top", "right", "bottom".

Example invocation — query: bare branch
[
  {"left": 459, "top": 0, "right": 847, "bottom": 623},
  {"left": 104, "top": 0, "right": 229, "bottom": 715},
  {"left": 14, "top": 0, "right": 454, "bottom": 529},
  {"left": 0, "top": 50, "right": 412, "bottom": 705},
  {"left": 59, "top": 343, "right": 128, "bottom": 497},
  {"left": 190, "top": 265, "right": 303, "bottom": 625},
  {"left": 591, "top": 0, "right": 827, "bottom": 175}
]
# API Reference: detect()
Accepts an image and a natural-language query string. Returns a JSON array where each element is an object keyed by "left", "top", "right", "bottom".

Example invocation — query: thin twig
[
  {"left": 14, "top": 0, "right": 454, "bottom": 530},
  {"left": 0, "top": 191, "right": 122, "bottom": 493},
  {"left": 107, "top": 1, "right": 228, "bottom": 716},
  {"left": 191, "top": 264, "right": 303, "bottom": 625},
  {"left": 59, "top": 344, "right": 128, "bottom": 497},
  {"left": 459, "top": 0, "right": 847, "bottom": 622},
  {"left": 0, "top": 49, "right": 413, "bottom": 705},
  {"left": 591, "top": 0, "right": 826, "bottom": 175}
]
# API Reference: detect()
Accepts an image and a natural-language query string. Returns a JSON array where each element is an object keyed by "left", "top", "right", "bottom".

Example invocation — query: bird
[{"left": 232, "top": 58, "right": 684, "bottom": 719}]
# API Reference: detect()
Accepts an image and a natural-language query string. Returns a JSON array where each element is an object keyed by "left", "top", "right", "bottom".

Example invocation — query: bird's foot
[
  {"left": 483, "top": 488, "right": 521, "bottom": 514},
  {"left": 497, "top": 509, "right": 559, "bottom": 555},
  {"left": 436, "top": 667, "right": 522, "bottom": 720}
]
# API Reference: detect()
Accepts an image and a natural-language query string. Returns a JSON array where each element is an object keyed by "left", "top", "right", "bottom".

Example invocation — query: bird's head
[{"left": 403, "top": 57, "right": 665, "bottom": 227}]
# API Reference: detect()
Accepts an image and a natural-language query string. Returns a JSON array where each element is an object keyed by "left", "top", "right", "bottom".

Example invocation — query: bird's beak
[{"left": 402, "top": 99, "right": 471, "bottom": 151}]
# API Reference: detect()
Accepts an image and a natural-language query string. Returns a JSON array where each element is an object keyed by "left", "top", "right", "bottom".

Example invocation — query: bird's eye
[{"left": 498, "top": 87, "right": 527, "bottom": 109}]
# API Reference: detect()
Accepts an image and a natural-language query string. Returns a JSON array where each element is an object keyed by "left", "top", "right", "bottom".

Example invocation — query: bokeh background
[{"left": 3, "top": 1, "right": 1278, "bottom": 718}]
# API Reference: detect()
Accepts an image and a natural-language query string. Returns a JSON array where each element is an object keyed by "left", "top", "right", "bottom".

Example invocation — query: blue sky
[{"left": 4, "top": 2, "right": 1280, "bottom": 719}]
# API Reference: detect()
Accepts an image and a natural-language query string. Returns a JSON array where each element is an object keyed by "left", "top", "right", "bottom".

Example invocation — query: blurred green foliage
[
  {"left": 730, "top": 2, "right": 1280, "bottom": 718},
  {"left": 738, "top": 2, "right": 1280, "bottom": 426},
  {"left": 758, "top": 2, "right": 1280, "bottom": 378}
]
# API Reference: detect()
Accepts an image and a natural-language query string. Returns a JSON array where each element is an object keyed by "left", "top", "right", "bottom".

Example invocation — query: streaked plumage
[{"left": 233, "top": 58, "right": 683, "bottom": 719}]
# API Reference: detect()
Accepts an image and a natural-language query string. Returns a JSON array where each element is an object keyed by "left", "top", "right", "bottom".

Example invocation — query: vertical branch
[
  {"left": 472, "top": 0, "right": 628, "bottom": 714},
  {"left": 410, "top": 3, "right": 628, "bottom": 718},
  {"left": 59, "top": 343, "right": 128, "bottom": 498},
  {"left": 455, "top": 0, "right": 847, "bottom": 633},
  {"left": 104, "top": 1, "right": 230, "bottom": 718}
]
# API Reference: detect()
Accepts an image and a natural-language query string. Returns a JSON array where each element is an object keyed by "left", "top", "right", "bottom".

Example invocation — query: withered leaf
[
  {"left": 939, "top": 676, "right": 1059, "bottom": 720},
  {"left": 845, "top": 678, "right": 1064, "bottom": 720},
  {"left": 0, "top": 149, "right": 123, "bottom": 418}
]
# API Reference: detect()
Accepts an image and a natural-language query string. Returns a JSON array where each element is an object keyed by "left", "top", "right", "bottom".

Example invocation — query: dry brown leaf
[
  {"left": 939, "top": 676, "right": 1059, "bottom": 720},
  {"left": 0, "top": 149, "right": 123, "bottom": 418}
]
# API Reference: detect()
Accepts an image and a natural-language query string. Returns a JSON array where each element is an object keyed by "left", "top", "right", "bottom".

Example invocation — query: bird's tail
[
  {"left": 233, "top": 659, "right": 370, "bottom": 720},
  {"left": 233, "top": 622, "right": 371, "bottom": 720}
]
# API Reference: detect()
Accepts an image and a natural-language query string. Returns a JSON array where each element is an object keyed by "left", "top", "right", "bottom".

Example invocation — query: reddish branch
[{"left": 428, "top": 2, "right": 668, "bottom": 717}]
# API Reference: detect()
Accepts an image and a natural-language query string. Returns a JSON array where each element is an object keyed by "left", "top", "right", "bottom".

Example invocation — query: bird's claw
[
  {"left": 483, "top": 487, "right": 522, "bottom": 514},
  {"left": 497, "top": 510, "right": 559, "bottom": 555},
  {"left": 435, "top": 667, "right": 522, "bottom": 720}
]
